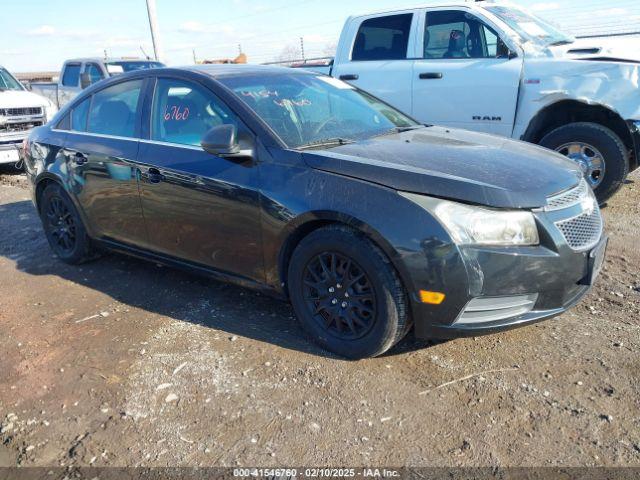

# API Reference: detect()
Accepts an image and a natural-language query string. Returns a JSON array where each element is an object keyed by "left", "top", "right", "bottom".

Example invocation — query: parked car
[
  {"left": 24, "top": 65, "right": 606, "bottom": 358},
  {"left": 0, "top": 65, "right": 57, "bottom": 167},
  {"left": 30, "top": 57, "right": 164, "bottom": 109},
  {"left": 292, "top": 2, "right": 640, "bottom": 202}
]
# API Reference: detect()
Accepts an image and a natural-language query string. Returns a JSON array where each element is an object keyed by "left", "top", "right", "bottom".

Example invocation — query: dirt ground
[{"left": 0, "top": 166, "right": 639, "bottom": 469}]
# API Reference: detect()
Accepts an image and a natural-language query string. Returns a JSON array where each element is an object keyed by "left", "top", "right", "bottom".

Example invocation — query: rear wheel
[
  {"left": 288, "top": 226, "right": 410, "bottom": 359},
  {"left": 40, "top": 183, "right": 95, "bottom": 264},
  {"left": 539, "top": 122, "right": 629, "bottom": 203}
]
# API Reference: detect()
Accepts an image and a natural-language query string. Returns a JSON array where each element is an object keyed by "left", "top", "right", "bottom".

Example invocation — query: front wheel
[
  {"left": 288, "top": 226, "right": 410, "bottom": 359},
  {"left": 539, "top": 122, "right": 629, "bottom": 203}
]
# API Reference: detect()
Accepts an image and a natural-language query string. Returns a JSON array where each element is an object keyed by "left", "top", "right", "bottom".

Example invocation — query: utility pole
[
  {"left": 238, "top": 44, "right": 242, "bottom": 55},
  {"left": 300, "top": 37, "right": 305, "bottom": 60},
  {"left": 192, "top": 49, "right": 197, "bottom": 64},
  {"left": 145, "top": 0, "right": 164, "bottom": 62}
]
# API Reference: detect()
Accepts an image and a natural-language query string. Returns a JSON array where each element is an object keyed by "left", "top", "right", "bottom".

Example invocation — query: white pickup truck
[
  {"left": 0, "top": 65, "right": 57, "bottom": 166},
  {"left": 30, "top": 57, "right": 164, "bottom": 109},
  {"left": 297, "top": 1, "right": 640, "bottom": 202}
]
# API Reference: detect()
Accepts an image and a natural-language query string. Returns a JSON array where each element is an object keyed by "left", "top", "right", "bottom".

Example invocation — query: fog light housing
[{"left": 455, "top": 294, "right": 538, "bottom": 324}]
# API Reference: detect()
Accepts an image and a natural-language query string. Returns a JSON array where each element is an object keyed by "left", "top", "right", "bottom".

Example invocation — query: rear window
[
  {"left": 61, "top": 64, "right": 81, "bottom": 87},
  {"left": 71, "top": 97, "right": 91, "bottom": 131},
  {"left": 87, "top": 80, "right": 143, "bottom": 138},
  {"left": 352, "top": 14, "right": 413, "bottom": 61}
]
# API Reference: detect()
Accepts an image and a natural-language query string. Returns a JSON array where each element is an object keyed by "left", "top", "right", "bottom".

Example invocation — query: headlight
[{"left": 400, "top": 192, "right": 539, "bottom": 246}]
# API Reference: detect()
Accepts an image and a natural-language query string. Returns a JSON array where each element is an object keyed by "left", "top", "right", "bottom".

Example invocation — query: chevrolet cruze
[{"left": 24, "top": 65, "right": 607, "bottom": 358}]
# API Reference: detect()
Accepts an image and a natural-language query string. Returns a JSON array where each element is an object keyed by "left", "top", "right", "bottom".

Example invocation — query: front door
[
  {"left": 137, "top": 77, "right": 263, "bottom": 282},
  {"left": 412, "top": 9, "right": 523, "bottom": 137},
  {"left": 63, "top": 79, "right": 148, "bottom": 244}
]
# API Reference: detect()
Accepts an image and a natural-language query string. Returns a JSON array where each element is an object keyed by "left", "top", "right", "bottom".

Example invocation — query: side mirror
[
  {"left": 508, "top": 49, "right": 518, "bottom": 60},
  {"left": 80, "top": 73, "right": 91, "bottom": 89},
  {"left": 201, "top": 124, "right": 240, "bottom": 156}
]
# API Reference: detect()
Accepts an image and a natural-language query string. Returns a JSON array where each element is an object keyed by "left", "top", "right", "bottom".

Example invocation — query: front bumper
[
  {"left": 408, "top": 193, "right": 606, "bottom": 340},
  {"left": 0, "top": 139, "right": 22, "bottom": 165}
]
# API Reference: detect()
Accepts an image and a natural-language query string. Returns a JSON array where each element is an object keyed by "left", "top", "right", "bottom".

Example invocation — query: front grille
[
  {"left": 0, "top": 121, "right": 43, "bottom": 133},
  {"left": 0, "top": 107, "right": 43, "bottom": 116},
  {"left": 555, "top": 208, "right": 603, "bottom": 251},
  {"left": 546, "top": 179, "right": 589, "bottom": 211}
]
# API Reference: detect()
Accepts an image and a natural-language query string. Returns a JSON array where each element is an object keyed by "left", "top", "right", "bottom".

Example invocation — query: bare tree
[
  {"left": 275, "top": 44, "right": 302, "bottom": 63},
  {"left": 322, "top": 41, "right": 338, "bottom": 57}
]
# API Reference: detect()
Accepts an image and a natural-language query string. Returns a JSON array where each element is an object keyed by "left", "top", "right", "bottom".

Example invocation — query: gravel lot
[{"left": 0, "top": 166, "right": 639, "bottom": 468}]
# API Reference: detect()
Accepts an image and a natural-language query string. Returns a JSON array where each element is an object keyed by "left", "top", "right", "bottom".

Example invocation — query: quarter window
[
  {"left": 87, "top": 80, "right": 143, "bottom": 138},
  {"left": 71, "top": 97, "right": 91, "bottom": 131},
  {"left": 424, "top": 10, "right": 505, "bottom": 59},
  {"left": 352, "top": 14, "right": 413, "bottom": 61},
  {"left": 61, "top": 64, "right": 81, "bottom": 87},
  {"left": 151, "top": 78, "right": 238, "bottom": 147}
]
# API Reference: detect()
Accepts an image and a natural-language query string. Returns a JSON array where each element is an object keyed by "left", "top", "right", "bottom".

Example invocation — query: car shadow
[{"left": 0, "top": 198, "right": 435, "bottom": 360}]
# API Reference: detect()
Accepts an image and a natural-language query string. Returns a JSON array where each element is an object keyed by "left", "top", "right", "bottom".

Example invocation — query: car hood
[
  {"left": 550, "top": 38, "right": 640, "bottom": 63},
  {"left": 0, "top": 89, "right": 51, "bottom": 108},
  {"left": 302, "top": 126, "right": 582, "bottom": 209}
]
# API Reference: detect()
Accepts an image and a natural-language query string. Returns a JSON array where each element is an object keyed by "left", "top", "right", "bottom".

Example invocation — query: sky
[{"left": 1, "top": 0, "right": 639, "bottom": 72}]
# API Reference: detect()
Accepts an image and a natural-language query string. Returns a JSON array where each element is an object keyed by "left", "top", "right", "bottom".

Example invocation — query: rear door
[
  {"left": 411, "top": 8, "right": 523, "bottom": 136},
  {"left": 136, "top": 76, "right": 263, "bottom": 281},
  {"left": 332, "top": 11, "right": 419, "bottom": 114},
  {"left": 62, "top": 79, "right": 148, "bottom": 245}
]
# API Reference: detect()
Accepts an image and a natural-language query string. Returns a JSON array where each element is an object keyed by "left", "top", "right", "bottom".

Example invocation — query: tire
[
  {"left": 39, "top": 183, "right": 95, "bottom": 264},
  {"left": 287, "top": 225, "right": 410, "bottom": 359},
  {"left": 539, "top": 122, "right": 629, "bottom": 203}
]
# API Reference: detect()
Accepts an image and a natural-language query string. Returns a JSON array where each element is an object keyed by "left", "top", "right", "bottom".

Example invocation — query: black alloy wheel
[
  {"left": 302, "top": 252, "right": 376, "bottom": 340},
  {"left": 44, "top": 194, "right": 77, "bottom": 256}
]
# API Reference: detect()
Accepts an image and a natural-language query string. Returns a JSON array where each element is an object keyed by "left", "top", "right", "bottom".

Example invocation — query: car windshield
[
  {"left": 106, "top": 61, "right": 165, "bottom": 75},
  {"left": 219, "top": 73, "right": 419, "bottom": 149},
  {"left": 486, "top": 5, "right": 574, "bottom": 46},
  {"left": 0, "top": 67, "right": 24, "bottom": 91}
]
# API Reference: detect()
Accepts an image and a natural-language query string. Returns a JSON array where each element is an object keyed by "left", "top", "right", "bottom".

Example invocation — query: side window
[
  {"left": 424, "top": 10, "right": 504, "bottom": 59},
  {"left": 151, "top": 78, "right": 238, "bottom": 147},
  {"left": 61, "top": 64, "right": 81, "bottom": 87},
  {"left": 352, "top": 14, "right": 413, "bottom": 61},
  {"left": 71, "top": 97, "right": 91, "bottom": 131},
  {"left": 56, "top": 114, "right": 70, "bottom": 131},
  {"left": 87, "top": 80, "right": 143, "bottom": 138},
  {"left": 85, "top": 63, "right": 104, "bottom": 84},
  {"left": 482, "top": 26, "right": 498, "bottom": 57}
]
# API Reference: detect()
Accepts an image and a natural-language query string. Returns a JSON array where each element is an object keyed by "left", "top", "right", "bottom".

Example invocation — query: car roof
[
  {"left": 182, "top": 64, "right": 314, "bottom": 78},
  {"left": 64, "top": 57, "right": 161, "bottom": 64}
]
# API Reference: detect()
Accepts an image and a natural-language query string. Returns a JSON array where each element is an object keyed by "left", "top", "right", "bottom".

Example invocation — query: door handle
[
  {"left": 339, "top": 74, "right": 359, "bottom": 81},
  {"left": 74, "top": 152, "right": 88, "bottom": 165},
  {"left": 419, "top": 72, "right": 443, "bottom": 79},
  {"left": 146, "top": 167, "right": 165, "bottom": 184}
]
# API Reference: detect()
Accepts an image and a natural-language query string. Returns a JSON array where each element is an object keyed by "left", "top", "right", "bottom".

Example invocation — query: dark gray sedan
[{"left": 24, "top": 65, "right": 606, "bottom": 358}]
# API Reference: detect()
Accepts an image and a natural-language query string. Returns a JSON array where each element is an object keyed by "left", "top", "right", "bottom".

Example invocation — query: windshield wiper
[{"left": 298, "top": 137, "right": 354, "bottom": 150}]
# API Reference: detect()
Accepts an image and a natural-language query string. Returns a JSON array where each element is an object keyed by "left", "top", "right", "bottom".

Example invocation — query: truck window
[
  {"left": 352, "top": 14, "right": 413, "bottom": 61},
  {"left": 85, "top": 63, "right": 104, "bottom": 84},
  {"left": 424, "top": 10, "right": 503, "bottom": 59},
  {"left": 61, "top": 64, "right": 81, "bottom": 87},
  {"left": 87, "top": 80, "right": 143, "bottom": 138}
]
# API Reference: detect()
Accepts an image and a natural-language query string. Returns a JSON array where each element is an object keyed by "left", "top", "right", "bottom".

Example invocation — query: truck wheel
[
  {"left": 288, "top": 225, "right": 410, "bottom": 359},
  {"left": 40, "top": 183, "right": 96, "bottom": 264},
  {"left": 539, "top": 122, "right": 629, "bottom": 203}
]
